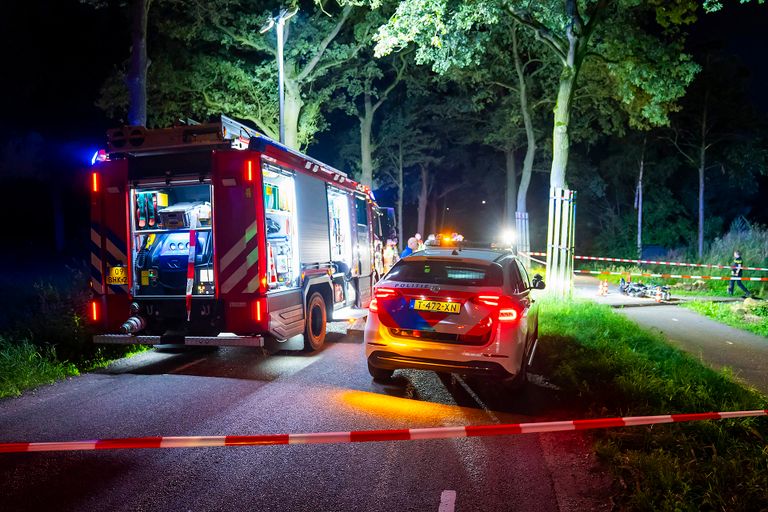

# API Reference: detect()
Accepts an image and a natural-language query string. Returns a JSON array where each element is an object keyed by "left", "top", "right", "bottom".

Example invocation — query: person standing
[
  {"left": 383, "top": 240, "right": 397, "bottom": 273},
  {"left": 414, "top": 233, "right": 425, "bottom": 251},
  {"left": 400, "top": 237, "right": 418, "bottom": 258},
  {"left": 727, "top": 250, "right": 751, "bottom": 298}
]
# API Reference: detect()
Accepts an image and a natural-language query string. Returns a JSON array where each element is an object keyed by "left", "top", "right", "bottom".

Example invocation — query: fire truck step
[
  {"left": 94, "top": 334, "right": 264, "bottom": 347},
  {"left": 331, "top": 306, "right": 368, "bottom": 322}
]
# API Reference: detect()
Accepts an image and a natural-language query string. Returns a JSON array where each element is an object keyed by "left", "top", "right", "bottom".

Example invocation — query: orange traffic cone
[
  {"left": 655, "top": 287, "right": 662, "bottom": 303},
  {"left": 597, "top": 280, "right": 608, "bottom": 296},
  {"left": 268, "top": 243, "right": 278, "bottom": 287}
]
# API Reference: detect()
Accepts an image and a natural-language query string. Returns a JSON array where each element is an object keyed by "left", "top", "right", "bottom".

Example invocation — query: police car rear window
[{"left": 386, "top": 260, "right": 502, "bottom": 286}]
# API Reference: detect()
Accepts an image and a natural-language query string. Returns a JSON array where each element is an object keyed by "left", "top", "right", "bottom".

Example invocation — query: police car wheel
[
  {"left": 303, "top": 292, "right": 327, "bottom": 352},
  {"left": 368, "top": 362, "right": 394, "bottom": 382}
]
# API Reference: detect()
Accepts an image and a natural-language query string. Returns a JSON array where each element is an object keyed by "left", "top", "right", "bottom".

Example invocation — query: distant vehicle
[
  {"left": 364, "top": 243, "right": 545, "bottom": 387},
  {"left": 89, "top": 116, "right": 390, "bottom": 351}
]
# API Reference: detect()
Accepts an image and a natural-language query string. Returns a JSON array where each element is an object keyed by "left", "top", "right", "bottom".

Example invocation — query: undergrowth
[
  {"left": 682, "top": 301, "right": 768, "bottom": 338},
  {"left": 0, "top": 338, "right": 79, "bottom": 398},
  {"left": 0, "top": 263, "right": 146, "bottom": 397}
]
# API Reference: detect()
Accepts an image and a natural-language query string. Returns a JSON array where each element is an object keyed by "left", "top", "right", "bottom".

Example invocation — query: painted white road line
[
  {"left": 672, "top": 318, "right": 679, "bottom": 322},
  {"left": 726, "top": 341, "right": 734, "bottom": 345},
  {"left": 438, "top": 490, "right": 457, "bottom": 512},
  {"left": 171, "top": 358, "right": 207, "bottom": 373}
]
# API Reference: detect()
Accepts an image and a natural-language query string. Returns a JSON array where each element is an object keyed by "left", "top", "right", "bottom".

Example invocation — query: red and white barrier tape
[
  {"left": 1, "top": 409, "right": 765, "bottom": 454},
  {"left": 522, "top": 252, "right": 768, "bottom": 273},
  {"left": 574, "top": 269, "right": 768, "bottom": 281}
]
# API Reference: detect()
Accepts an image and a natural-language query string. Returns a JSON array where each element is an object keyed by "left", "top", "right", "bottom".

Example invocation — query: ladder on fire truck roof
[{"left": 105, "top": 115, "right": 348, "bottom": 179}]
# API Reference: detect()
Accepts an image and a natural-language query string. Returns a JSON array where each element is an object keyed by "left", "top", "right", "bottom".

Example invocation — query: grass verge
[
  {"left": 536, "top": 298, "right": 768, "bottom": 511},
  {"left": 681, "top": 301, "right": 768, "bottom": 338},
  {"left": 0, "top": 265, "right": 150, "bottom": 398},
  {"left": 0, "top": 338, "right": 80, "bottom": 398}
]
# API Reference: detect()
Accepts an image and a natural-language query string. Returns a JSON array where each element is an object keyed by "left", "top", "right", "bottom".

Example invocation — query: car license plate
[
  {"left": 411, "top": 299, "right": 460, "bottom": 314},
  {"left": 107, "top": 266, "right": 128, "bottom": 285}
]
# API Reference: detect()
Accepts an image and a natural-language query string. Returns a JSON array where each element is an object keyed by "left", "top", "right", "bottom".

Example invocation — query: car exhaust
[{"left": 121, "top": 316, "right": 147, "bottom": 334}]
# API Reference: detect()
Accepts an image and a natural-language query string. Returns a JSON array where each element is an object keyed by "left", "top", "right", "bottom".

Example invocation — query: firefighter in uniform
[{"left": 727, "top": 250, "right": 750, "bottom": 298}]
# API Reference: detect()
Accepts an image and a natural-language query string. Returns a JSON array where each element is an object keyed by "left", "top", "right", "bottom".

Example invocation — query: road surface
[{"left": 0, "top": 327, "right": 611, "bottom": 512}]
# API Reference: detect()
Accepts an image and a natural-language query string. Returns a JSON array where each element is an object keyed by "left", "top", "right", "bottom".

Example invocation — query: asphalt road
[{"left": 0, "top": 328, "right": 611, "bottom": 512}]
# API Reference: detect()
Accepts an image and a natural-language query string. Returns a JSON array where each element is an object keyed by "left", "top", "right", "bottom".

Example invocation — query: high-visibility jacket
[{"left": 731, "top": 256, "right": 744, "bottom": 276}]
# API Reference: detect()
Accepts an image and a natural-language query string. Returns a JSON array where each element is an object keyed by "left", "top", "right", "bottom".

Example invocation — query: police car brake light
[
  {"left": 499, "top": 307, "right": 519, "bottom": 322},
  {"left": 374, "top": 287, "right": 398, "bottom": 299}
]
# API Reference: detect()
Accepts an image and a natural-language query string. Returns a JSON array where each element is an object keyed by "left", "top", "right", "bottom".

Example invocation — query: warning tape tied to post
[
  {"left": 1, "top": 409, "right": 765, "bottom": 454},
  {"left": 522, "top": 251, "right": 768, "bottom": 273},
  {"left": 573, "top": 269, "right": 768, "bottom": 282}
]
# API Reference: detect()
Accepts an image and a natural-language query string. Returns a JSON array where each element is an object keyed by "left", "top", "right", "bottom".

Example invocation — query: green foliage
[
  {"left": 0, "top": 265, "right": 147, "bottom": 373},
  {"left": 703, "top": 0, "right": 765, "bottom": 12},
  {"left": 683, "top": 300, "right": 768, "bottom": 337},
  {"left": 704, "top": 220, "right": 768, "bottom": 270},
  {"left": 537, "top": 299, "right": 768, "bottom": 509},
  {"left": 366, "top": 0, "right": 698, "bottom": 129},
  {"left": 0, "top": 338, "right": 79, "bottom": 399},
  {"left": 98, "top": 0, "right": 359, "bottom": 148}
]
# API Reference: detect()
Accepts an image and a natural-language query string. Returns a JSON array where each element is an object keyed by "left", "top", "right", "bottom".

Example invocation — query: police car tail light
[
  {"left": 498, "top": 307, "right": 520, "bottom": 323},
  {"left": 374, "top": 287, "right": 398, "bottom": 299},
  {"left": 473, "top": 295, "right": 500, "bottom": 307},
  {"left": 369, "top": 297, "right": 379, "bottom": 313}
]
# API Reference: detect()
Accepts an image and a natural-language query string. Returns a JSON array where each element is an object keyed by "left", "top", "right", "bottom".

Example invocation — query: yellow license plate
[
  {"left": 411, "top": 299, "right": 461, "bottom": 314},
  {"left": 107, "top": 266, "right": 128, "bottom": 285}
]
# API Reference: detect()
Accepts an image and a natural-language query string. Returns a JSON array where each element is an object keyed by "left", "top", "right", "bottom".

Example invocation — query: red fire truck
[{"left": 89, "top": 116, "right": 393, "bottom": 351}]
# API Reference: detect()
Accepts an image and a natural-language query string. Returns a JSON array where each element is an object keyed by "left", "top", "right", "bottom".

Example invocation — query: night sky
[{"left": 0, "top": 0, "right": 765, "bottom": 261}]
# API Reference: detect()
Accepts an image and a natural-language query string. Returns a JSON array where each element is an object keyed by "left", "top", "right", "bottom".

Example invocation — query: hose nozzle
[{"left": 120, "top": 316, "right": 146, "bottom": 334}]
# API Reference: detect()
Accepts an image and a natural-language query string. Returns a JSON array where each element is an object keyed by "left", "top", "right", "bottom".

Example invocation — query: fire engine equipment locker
[{"left": 295, "top": 171, "right": 330, "bottom": 266}]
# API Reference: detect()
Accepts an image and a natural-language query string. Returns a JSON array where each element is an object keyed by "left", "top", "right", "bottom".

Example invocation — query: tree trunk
[
  {"left": 636, "top": 137, "right": 646, "bottom": 259},
  {"left": 417, "top": 166, "right": 429, "bottom": 236},
  {"left": 550, "top": 67, "right": 576, "bottom": 189},
  {"left": 545, "top": 50, "right": 579, "bottom": 296},
  {"left": 511, "top": 22, "right": 536, "bottom": 266},
  {"left": 397, "top": 144, "right": 404, "bottom": 252},
  {"left": 505, "top": 149, "right": 517, "bottom": 228},
  {"left": 698, "top": 151, "right": 705, "bottom": 259},
  {"left": 512, "top": 22, "right": 535, "bottom": 215},
  {"left": 360, "top": 96, "right": 374, "bottom": 187},
  {"left": 429, "top": 199, "right": 438, "bottom": 235},
  {"left": 127, "top": 0, "right": 150, "bottom": 126},
  {"left": 283, "top": 79, "right": 303, "bottom": 149},
  {"left": 697, "top": 90, "right": 709, "bottom": 259}
]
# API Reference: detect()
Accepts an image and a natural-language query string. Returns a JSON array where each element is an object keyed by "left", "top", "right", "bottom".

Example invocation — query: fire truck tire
[{"left": 303, "top": 292, "right": 327, "bottom": 351}]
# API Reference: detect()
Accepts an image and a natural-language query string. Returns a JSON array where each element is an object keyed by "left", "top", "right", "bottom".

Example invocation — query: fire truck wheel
[{"left": 303, "top": 292, "right": 327, "bottom": 351}]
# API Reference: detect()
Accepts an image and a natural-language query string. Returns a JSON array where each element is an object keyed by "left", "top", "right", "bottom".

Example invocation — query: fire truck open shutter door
[
  {"left": 354, "top": 195, "right": 373, "bottom": 307},
  {"left": 261, "top": 161, "right": 305, "bottom": 339},
  {"left": 213, "top": 151, "right": 262, "bottom": 335},
  {"left": 294, "top": 171, "right": 331, "bottom": 266},
  {"left": 91, "top": 159, "right": 130, "bottom": 330}
]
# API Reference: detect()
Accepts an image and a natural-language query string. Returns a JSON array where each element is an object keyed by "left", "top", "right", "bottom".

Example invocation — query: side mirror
[{"left": 531, "top": 274, "right": 546, "bottom": 290}]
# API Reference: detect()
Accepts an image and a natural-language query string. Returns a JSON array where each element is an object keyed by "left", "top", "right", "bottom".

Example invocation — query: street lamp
[{"left": 260, "top": 7, "right": 298, "bottom": 144}]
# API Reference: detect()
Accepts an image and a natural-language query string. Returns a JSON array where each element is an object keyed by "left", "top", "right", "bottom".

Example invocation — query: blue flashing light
[{"left": 91, "top": 151, "right": 99, "bottom": 166}]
